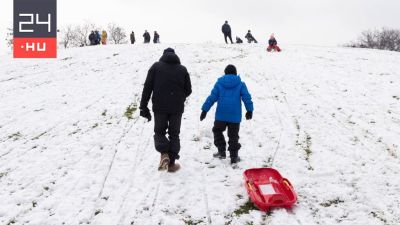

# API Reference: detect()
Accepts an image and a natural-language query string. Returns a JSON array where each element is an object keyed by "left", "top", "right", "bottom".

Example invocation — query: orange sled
[{"left": 243, "top": 168, "right": 297, "bottom": 211}]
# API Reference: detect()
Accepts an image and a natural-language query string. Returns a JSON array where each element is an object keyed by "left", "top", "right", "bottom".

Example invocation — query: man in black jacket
[
  {"left": 222, "top": 21, "right": 233, "bottom": 44},
  {"left": 130, "top": 31, "right": 135, "bottom": 44},
  {"left": 140, "top": 48, "right": 192, "bottom": 173},
  {"left": 143, "top": 30, "right": 151, "bottom": 43},
  {"left": 153, "top": 31, "right": 160, "bottom": 43}
]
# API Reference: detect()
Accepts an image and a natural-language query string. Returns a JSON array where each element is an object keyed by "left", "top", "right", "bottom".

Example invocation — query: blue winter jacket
[{"left": 202, "top": 75, "right": 253, "bottom": 123}]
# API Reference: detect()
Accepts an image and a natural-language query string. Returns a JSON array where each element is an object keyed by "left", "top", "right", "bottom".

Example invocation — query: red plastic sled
[{"left": 243, "top": 168, "right": 297, "bottom": 211}]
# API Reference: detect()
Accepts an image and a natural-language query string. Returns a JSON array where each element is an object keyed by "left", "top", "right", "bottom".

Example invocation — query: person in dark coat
[
  {"left": 89, "top": 31, "right": 96, "bottom": 45},
  {"left": 200, "top": 65, "right": 253, "bottom": 164},
  {"left": 222, "top": 21, "right": 233, "bottom": 44},
  {"left": 140, "top": 48, "right": 192, "bottom": 173},
  {"left": 130, "top": 31, "right": 135, "bottom": 44},
  {"left": 95, "top": 30, "right": 101, "bottom": 45},
  {"left": 267, "top": 33, "right": 281, "bottom": 52},
  {"left": 245, "top": 30, "right": 258, "bottom": 43},
  {"left": 236, "top": 37, "right": 243, "bottom": 44},
  {"left": 143, "top": 30, "right": 151, "bottom": 43},
  {"left": 153, "top": 31, "right": 160, "bottom": 43}
]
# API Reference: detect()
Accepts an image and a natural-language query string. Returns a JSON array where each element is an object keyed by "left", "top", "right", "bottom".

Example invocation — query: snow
[{"left": 0, "top": 43, "right": 400, "bottom": 225}]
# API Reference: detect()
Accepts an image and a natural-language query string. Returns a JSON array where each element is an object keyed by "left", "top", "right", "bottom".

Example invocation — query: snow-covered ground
[{"left": 0, "top": 43, "right": 399, "bottom": 225}]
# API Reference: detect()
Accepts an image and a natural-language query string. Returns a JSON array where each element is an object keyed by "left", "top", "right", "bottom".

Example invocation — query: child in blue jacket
[{"left": 200, "top": 65, "right": 254, "bottom": 164}]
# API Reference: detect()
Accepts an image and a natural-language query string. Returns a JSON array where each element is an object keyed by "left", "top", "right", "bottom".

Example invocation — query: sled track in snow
[
  {"left": 115, "top": 126, "right": 153, "bottom": 225},
  {"left": 1, "top": 115, "right": 136, "bottom": 225},
  {"left": 196, "top": 121, "right": 213, "bottom": 225},
  {"left": 0, "top": 93, "right": 107, "bottom": 151},
  {"left": 97, "top": 119, "right": 137, "bottom": 197}
]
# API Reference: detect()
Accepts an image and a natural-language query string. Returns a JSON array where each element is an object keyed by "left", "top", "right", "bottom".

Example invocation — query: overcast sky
[{"left": 1, "top": 0, "right": 400, "bottom": 54}]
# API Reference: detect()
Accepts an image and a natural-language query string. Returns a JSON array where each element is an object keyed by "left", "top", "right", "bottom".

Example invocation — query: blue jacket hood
[{"left": 218, "top": 75, "right": 241, "bottom": 89}]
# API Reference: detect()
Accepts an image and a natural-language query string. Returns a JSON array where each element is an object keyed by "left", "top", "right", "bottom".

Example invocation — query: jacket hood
[
  {"left": 218, "top": 75, "right": 241, "bottom": 89},
  {"left": 160, "top": 53, "right": 181, "bottom": 65}
]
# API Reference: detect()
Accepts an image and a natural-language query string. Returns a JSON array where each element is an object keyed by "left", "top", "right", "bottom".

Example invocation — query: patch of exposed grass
[
  {"left": 61, "top": 57, "right": 72, "bottom": 61},
  {"left": 124, "top": 103, "right": 137, "bottom": 120},
  {"left": 393, "top": 96, "right": 399, "bottom": 100},
  {"left": 94, "top": 209, "right": 103, "bottom": 216},
  {"left": 92, "top": 123, "right": 99, "bottom": 129},
  {"left": 7, "top": 219, "right": 16, "bottom": 225},
  {"left": 101, "top": 110, "right": 107, "bottom": 116},
  {"left": 263, "top": 157, "right": 272, "bottom": 167},
  {"left": 320, "top": 198, "right": 344, "bottom": 207},
  {"left": 294, "top": 118, "right": 300, "bottom": 132},
  {"left": 0, "top": 172, "right": 8, "bottom": 179},
  {"left": 304, "top": 134, "right": 312, "bottom": 161},
  {"left": 234, "top": 200, "right": 258, "bottom": 216},
  {"left": 182, "top": 218, "right": 204, "bottom": 225},
  {"left": 8, "top": 132, "right": 22, "bottom": 141},
  {"left": 68, "top": 129, "right": 81, "bottom": 136},
  {"left": 32, "top": 131, "right": 47, "bottom": 140},
  {"left": 370, "top": 211, "right": 388, "bottom": 225}
]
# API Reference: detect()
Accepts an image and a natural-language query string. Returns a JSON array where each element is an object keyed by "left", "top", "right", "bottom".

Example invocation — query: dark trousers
[
  {"left": 224, "top": 33, "right": 233, "bottom": 44},
  {"left": 154, "top": 113, "right": 182, "bottom": 163},
  {"left": 212, "top": 120, "right": 241, "bottom": 158}
]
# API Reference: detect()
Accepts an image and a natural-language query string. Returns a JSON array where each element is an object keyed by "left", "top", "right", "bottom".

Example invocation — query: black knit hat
[
  {"left": 224, "top": 64, "right": 237, "bottom": 75},
  {"left": 163, "top": 47, "right": 175, "bottom": 54}
]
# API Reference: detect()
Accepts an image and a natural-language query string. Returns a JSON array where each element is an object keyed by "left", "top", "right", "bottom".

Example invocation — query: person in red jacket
[{"left": 267, "top": 33, "right": 281, "bottom": 52}]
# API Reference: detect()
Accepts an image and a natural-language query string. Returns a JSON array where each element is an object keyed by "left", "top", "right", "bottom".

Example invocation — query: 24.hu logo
[{"left": 14, "top": 0, "right": 57, "bottom": 58}]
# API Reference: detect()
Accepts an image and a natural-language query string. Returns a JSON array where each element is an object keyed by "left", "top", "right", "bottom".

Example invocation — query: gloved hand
[
  {"left": 245, "top": 111, "right": 253, "bottom": 120},
  {"left": 200, "top": 111, "right": 207, "bottom": 121},
  {"left": 140, "top": 107, "right": 152, "bottom": 122}
]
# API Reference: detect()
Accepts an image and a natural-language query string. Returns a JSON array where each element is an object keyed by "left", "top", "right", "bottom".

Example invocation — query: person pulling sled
[
  {"left": 245, "top": 30, "right": 258, "bottom": 43},
  {"left": 200, "top": 65, "right": 254, "bottom": 164}
]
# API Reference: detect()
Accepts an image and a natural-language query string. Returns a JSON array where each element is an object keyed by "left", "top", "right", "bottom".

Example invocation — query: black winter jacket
[
  {"left": 222, "top": 24, "right": 231, "bottom": 34},
  {"left": 140, "top": 53, "right": 192, "bottom": 114},
  {"left": 269, "top": 38, "right": 277, "bottom": 46}
]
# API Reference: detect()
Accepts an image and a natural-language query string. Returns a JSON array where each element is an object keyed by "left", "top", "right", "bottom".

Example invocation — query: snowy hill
[{"left": 0, "top": 43, "right": 400, "bottom": 225}]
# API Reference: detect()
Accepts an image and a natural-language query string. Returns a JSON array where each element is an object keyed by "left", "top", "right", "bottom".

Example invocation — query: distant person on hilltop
[
  {"left": 143, "top": 30, "right": 151, "bottom": 43},
  {"left": 130, "top": 31, "right": 135, "bottom": 44},
  {"left": 140, "top": 48, "right": 192, "bottom": 173},
  {"left": 95, "top": 30, "right": 101, "bottom": 45},
  {"left": 236, "top": 37, "right": 243, "bottom": 44},
  {"left": 89, "top": 31, "right": 96, "bottom": 45},
  {"left": 200, "top": 65, "right": 254, "bottom": 164},
  {"left": 267, "top": 33, "right": 281, "bottom": 52},
  {"left": 245, "top": 30, "right": 258, "bottom": 43},
  {"left": 222, "top": 21, "right": 233, "bottom": 44},
  {"left": 153, "top": 31, "right": 160, "bottom": 43},
  {"left": 101, "top": 31, "right": 107, "bottom": 45}
]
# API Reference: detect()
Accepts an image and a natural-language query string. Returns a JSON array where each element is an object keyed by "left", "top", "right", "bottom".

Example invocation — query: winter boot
[
  {"left": 158, "top": 153, "right": 170, "bottom": 171},
  {"left": 213, "top": 147, "right": 226, "bottom": 159},
  {"left": 213, "top": 151, "right": 226, "bottom": 159},
  {"left": 167, "top": 162, "right": 181, "bottom": 173},
  {"left": 230, "top": 156, "right": 241, "bottom": 164}
]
